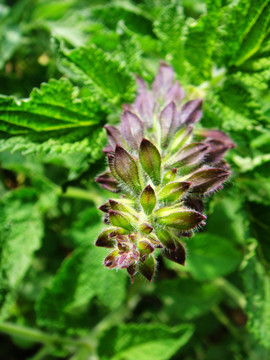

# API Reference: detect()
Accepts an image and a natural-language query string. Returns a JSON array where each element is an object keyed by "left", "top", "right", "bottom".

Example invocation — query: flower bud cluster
[{"left": 96, "top": 63, "right": 235, "bottom": 282}]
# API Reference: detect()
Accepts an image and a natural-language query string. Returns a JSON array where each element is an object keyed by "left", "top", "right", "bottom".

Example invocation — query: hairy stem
[
  {"left": 87, "top": 282, "right": 143, "bottom": 344},
  {"left": 57, "top": 186, "right": 104, "bottom": 205},
  {"left": 0, "top": 285, "right": 142, "bottom": 356},
  {"left": 212, "top": 305, "right": 244, "bottom": 342},
  {"left": 213, "top": 277, "right": 247, "bottom": 309},
  {"left": 0, "top": 322, "right": 94, "bottom": 351}
]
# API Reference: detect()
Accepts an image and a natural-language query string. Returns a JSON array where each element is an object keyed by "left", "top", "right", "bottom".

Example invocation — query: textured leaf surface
[
  {"left": 184, "top": 1, "right": 220, "bottom": 83},
  {"left": 36, "top": 241, "right": 127, "bottom": 331},
  {"left": 60, "top": 44, "right": 136, "bottom": 104},
  {"left": 0, "top": 78, "right": 107, "bottom": 134},
  {"left": 243, "top": 256, "right": 270, "bottom": 349},
  {"left": 92, "top": 3, "right": 153, "bottom": 35},
  {"left": 99, "top": 323, "right": 194, "bottom": 360},
  {"left": 207, "top": 196, "right": 247, "bottom": 245},
  {"left": 0, "top": 188, "right": 44, "bottom": 319},
  {"left": 234, "top": 3, "right": 270, "bottom": 65},
  {"left": 217, "top": 0, "right": 270, "bottom": 65},
  {"left": 238, "top": 176, "right": 270, "bottom": 205},
  {"left": 155, "top": 278, "right": 223, "bottom": 321},
  {"left": 153, "top": 3, "right": 185, "bottom": 75},
  {"left": 0, "top": 127, "right": 106, "bottom": 161},
  {"left": 0, "top": 189, "right": 44, "bottom": 288},
  {"left": 185, "top": 233, "right": 242, "bottom": 281},
  {"left": 0, "top": 78, "right": 107, "bottom": 164}
]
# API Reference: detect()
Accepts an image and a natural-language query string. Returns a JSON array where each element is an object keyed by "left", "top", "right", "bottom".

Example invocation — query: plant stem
[
  {"left": 213, "top": 277, "right": 247, "bottom": 309},
  {"left": 56, "top": 186, "right": 104, "bottom": 205},
  {"left": 92, "top": 295, "right": 140, "bottom": 340},
  {"left": 86, "top": 281, "right": 143, "bottom": 344},
  {"left": 0, "top": 286, "right": 141, "bottom": 356},
  {"left": 0, "top": 322, "right": 94, "bottom": 351},
  {"left": 0, "top": 281, "right": 143, "bottom": 358},
  {"left": 212, "top": 305, "right": 244, "bottom": 341},
  {"left": 28, "top": 345, "right": 53, "bottom": 360}
]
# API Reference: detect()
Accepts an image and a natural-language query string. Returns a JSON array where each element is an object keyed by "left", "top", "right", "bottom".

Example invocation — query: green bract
[{"left": 96, "top": 63, "right": 235, "bottom": 282}]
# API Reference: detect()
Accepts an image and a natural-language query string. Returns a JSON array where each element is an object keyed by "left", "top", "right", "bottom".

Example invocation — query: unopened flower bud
[
  {"left": 109, "top": 199, "right": 138, "bottom": 217},
  {"left": 138, "top": 239, "right": 155, "bottom": 261},
  {"left": 187, "top": 168, "right": 231, "bottom": 195},
  {"left": 139, "top": 254, "right": 156, "bottom": 282},
  {"left": 104, "top": 125, "right": 125, "bottom": 149},
  {"left": 139, "top": 139, "right": 161, "bottom": 185},
  {"left": 163, "top": 243, "right": 186, "bottom": 265},
  {"left": 168, "top": 143, "right": 209, "bottom": 168},
  {"left": 163, "top": 168, "right": 177, "bottom": 184},
  {"left": 95, "top": 172, "right": 119, "bottom": 193},
  {"left": 155, "top": 229, "right": 176, "bottom": 250},
  {"left": 158, "top": 181, "right": 191, "bottom": 202},
  {"left": 180, "top": 99, "right": 202, "bottom": 126},
  {"left": 169, "top": 126, "right": 193, "bottom": 154},
  {"left": 155, "top": 208, "right": 206, "bottom": 231},
  {"left": 159, "top": 102, "right": 177, "bottom": 146},
  {"left": 118, "top": 250, "right": 140, "bottom": 269},
  {"left": 139, "top": 222, "right": 153, "bottom": 234},
  {"left": 95, "top": 228, "right": 116, "bottom": 248},
  {"left": 148, "top": 233, "right": 164, "bottom": 248},
  {"left": 109, "top": 210, "right": 137, "bottom": 232},
  {"left": 121, "top": 111, "right": 144, "bottom": 150},
  {"left": 140, "top": 185, "right": 156, "bottom": 215},
  {"left": 104, "top": 249, "right": 120, "bottom": 268},
  {"left": 114, "top": 146, "right": 142, "bottom": 194}
]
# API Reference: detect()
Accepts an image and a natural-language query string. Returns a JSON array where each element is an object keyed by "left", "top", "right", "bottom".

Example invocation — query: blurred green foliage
[{"left": 0, "top": 0, "right": 270, "bottom": 359}]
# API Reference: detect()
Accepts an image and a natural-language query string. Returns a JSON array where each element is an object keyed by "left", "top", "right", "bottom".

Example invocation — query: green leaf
[
  {"left": 184, "top": 2, "right": 219, "bottom": 83},
  {"left": 0, "top": 0, "right": 27, "bottom": 69},
  {"left": 0, "top": 127, "right": 106, "bottom": 168},
  {"left": 0, "top": 78, "right": 107, "bottom": 167},
  {"left": 99, "top": 323, "right": 194, "bottom": 360},
  {"left": 238, "top": 176, "right": 270, "bottom": 205},
  {"left": 247, "top": 203, "right": 270, "bottom": 265},
  {"left": 185, "top": 233, "right": 242, "bottom": 281},
  {"left": 207, "top": 195, "right": 248, "bottom": 245},
  {"left": 234, "top": 3, "right": 270, "bottom": 65},
  {"left": 91, "top": 3, "right": 153, "bottom": 35},
  {"left": 233, "top": 154, "right": 270, "bottom": 176},
  {"left": 0, "top": 188, "right": 44, "bottom": 288},
  {"left": 112, "top": 35, "right": 144, "bottom": 75},
  {"left": 203, "top": 90, "right": 264, "bottom": 141},
  {"left": 59, "top": 44, "right": 136, "bottom": 104},
  {"left": 153, "top": 3, "right": 185, "bottom": 76},
  {"left": 233, "top": 68, "right": 270, "bottom": 91},
  {"left": 36, "top": 240, "right": 127, "bottom": 331},
  {"left": 0, "top": 188, "right": 44, "bottom": 319},
  {"left": 217, "top": 0, "right": 270, "bottom": 65},
  {"left": 0, "top": 77, "right": 107, "bottom": 134},
  {"left": 0, "top": 22, "right": 22, "bottom": 70},
  {"left": 233, "top": 52, "right": 270, "bottom": 94},
  {"left": 31, "top": 1, "right": 92, "bottom": 47},
  {"left": 155, "top": 278, "right": 223, "bottom": 321},
  {"left": 243, "top": 256, "right": 270, "bottom": 349},
  {"left": 218, "top": 78, "right": 268, "bottom": 127}
]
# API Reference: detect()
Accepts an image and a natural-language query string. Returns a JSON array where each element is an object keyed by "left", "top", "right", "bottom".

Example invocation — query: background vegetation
[{"left": 0, "top": 0, "right": 270, "bottom": 359}]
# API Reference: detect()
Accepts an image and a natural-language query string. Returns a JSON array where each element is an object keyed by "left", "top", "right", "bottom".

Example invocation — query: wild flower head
[{"left": 96, "top": 63, "right": 235, "bottom": 282}]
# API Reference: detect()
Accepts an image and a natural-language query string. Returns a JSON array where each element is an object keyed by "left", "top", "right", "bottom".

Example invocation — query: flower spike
[{"left": 96, "top": 63, "right": 234, "bottom": 282}]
